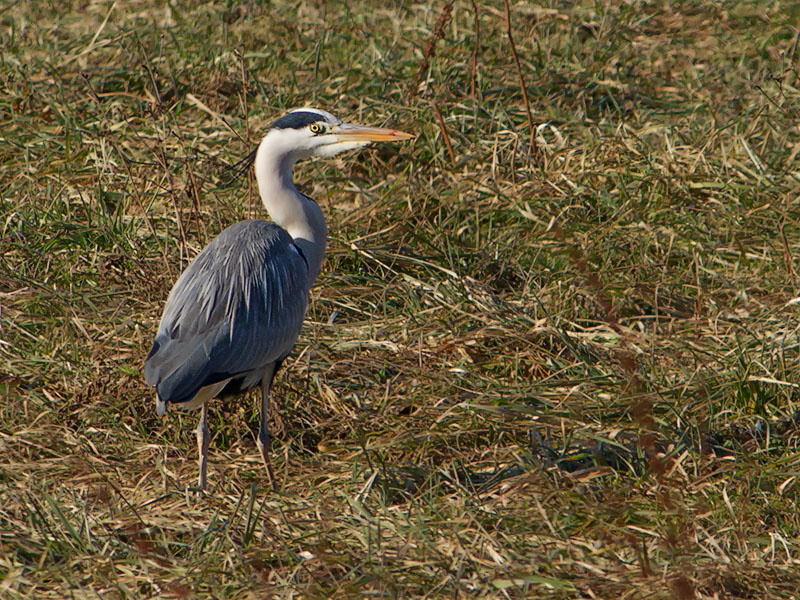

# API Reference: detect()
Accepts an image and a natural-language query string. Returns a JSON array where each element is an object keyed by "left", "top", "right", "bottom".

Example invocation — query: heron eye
[{"left": 309, "top": 123, "right": 324, "bottom": 134}]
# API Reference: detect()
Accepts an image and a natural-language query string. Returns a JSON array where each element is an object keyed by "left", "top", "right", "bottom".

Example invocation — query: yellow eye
[{"left": 309, "top": 123, "right": 324, "bottom": 134}]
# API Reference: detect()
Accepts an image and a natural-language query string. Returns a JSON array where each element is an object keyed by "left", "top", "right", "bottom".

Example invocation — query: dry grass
[{"left": 3, "top": 0, "right": 800, "bottom": 597}]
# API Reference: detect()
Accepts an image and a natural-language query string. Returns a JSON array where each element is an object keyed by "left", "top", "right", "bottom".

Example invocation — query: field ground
[{"left": 3, "top": 1, "right": 800, "bottom": 597}]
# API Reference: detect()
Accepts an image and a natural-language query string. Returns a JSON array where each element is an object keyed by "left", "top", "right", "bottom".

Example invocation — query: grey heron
[{"left": 144, "top": 108, "right": 413, "bottom": 490}]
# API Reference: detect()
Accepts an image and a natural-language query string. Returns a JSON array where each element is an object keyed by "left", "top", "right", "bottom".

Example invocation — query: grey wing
[{"left": 144, "top": 220, "right": 310, "bottom": 404}]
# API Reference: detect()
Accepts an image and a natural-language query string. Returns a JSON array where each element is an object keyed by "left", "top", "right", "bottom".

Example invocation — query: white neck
[{"left": 254, "top": 140, "right": 327, "bottom": 282}]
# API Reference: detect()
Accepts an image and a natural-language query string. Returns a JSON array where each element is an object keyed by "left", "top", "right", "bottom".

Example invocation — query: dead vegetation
[{"left": 2, "top": 0, "right": 800, "bottom": 597}]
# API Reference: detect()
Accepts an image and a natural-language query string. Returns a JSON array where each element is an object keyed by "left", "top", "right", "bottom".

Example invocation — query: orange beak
[{"left": 333, "top": 123, "right": 415, "bottom": 143}]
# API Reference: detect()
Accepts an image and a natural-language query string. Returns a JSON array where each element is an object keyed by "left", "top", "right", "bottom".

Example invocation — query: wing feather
[{"left": 144, "top": 220, "right": 310, "bottom": 405}]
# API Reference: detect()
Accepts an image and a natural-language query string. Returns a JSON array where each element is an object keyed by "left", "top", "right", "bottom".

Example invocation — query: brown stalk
[
  {"left": 780, "top": 214, "right": 797, "bottom": 281},
  {"left": 433, "top": 101, "right": 455, "bottom": 164},
  {"left": 79, "top": 72, "right": 172, "bottom": 274},
  {"left": 502, "top": 0, "right": 538, "bottom": 159},
  {"left": 552, "top": 223, "right": 663, "bottom": 475},
  {"left": 408, "top": 0, "right": 454, "bottom": 100},
  {"left": 469, "top": 0, "right": 480, "bottom": 98}
]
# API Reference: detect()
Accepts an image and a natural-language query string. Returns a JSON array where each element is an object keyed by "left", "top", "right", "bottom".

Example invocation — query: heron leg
[
  {"left": 196, "top": 402, "right": 210, "bottom": 490},
  {"left": 257, "top": 362, "right": 280, "bottom": 491}
]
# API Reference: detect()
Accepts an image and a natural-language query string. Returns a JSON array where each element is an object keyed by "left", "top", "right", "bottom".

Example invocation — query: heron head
[{"left": 263, "top": 108, "right": 414, "bottom": 161}]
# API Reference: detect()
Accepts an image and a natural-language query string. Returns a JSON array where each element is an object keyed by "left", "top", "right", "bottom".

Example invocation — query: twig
[
  {"left": 186, "top": 94, "right": 245, "bottom": 142},
  {"left": 780, "top": 215, "right": 797, "bottom": 281},
  {"left": 79, "top": 72, "right": 172, "bottom": 275},
  {"left": 502, "top": 0, "right": 537, "bottom": 159},
  {"left": 136, "top": 35, "right": 166, "bottom": 115},
  {"left": 237, "top": 47, "right": 258, "bottom": 220},
  {"left": 469, "top": 0, "right": 480, "bottom": 98},
  {"left": 551, "top": 222, "right": 664, "bottom": 475},
  {"left": 432, "top": 101, "right": 455, "bottom": 164},
  {"left": 408, "top": 0, "right": 455, "bottom": 100}
]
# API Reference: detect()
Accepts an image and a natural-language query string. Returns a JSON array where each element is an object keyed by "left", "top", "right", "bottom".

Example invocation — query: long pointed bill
[{"left": 334, "top": 123, "right": 414, "bottom": 143}]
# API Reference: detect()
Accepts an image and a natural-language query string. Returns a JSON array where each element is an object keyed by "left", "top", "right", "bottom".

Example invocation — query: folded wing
[{"left": 144, "top": 220, "right": 310, "bottom": 406}]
